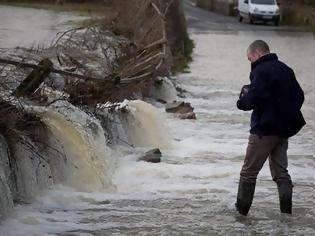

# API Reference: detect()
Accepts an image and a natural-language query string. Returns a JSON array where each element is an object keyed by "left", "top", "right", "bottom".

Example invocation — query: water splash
[
  {"left": 126, "top": 100, "right": 173, "bottom": 149},
  {"left": 36, "top": 101, "right": 115, "bottom": 192}
]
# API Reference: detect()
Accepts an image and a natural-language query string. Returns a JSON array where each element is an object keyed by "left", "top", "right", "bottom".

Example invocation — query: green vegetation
[
  {"left": 172, "top": 34, "right": 195, "bottom": 74},
  {"left": 280, "top": 5, "right": 315, "bottom": 33}
]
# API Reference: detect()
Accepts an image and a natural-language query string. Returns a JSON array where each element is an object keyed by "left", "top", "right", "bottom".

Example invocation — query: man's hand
[
  {"left": 237, "top": 84, "right": 252, "bottom": 111},
  {"left": 239, "top": 84, "right": 250, "bottom": 99}
]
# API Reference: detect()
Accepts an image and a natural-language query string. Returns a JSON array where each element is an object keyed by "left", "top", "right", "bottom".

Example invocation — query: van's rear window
[{"left": 251, "top": 0, "right": 275, "bottom": 4}]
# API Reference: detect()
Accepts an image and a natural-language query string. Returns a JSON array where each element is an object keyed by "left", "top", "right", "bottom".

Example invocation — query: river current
[
  {"left": 0, "top": 5, "right": 314, "bottom": 236},
  {"left": 0, "top": 5, "right": 84, "bottom": 48}
]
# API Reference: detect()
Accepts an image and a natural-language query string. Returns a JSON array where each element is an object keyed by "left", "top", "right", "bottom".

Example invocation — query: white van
[{"left": 238, "top": 0, "right": 280, "bottom": 25}]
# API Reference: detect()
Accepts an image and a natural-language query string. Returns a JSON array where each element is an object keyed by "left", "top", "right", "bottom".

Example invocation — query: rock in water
[
  {"left": 138, "top": 148, "right": 162, "bottom": 163},
  {"left": 176, "top": 112, "right": 196, "bottom": 120},
  {"left": 165, "top": 101, "right": 196, "bottom": 119},
  {"left": 165, "top": 101, "right": 194, "bottom": 114}
]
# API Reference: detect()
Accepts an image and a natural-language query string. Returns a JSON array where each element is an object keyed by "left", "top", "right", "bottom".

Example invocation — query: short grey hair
[{"left": 248, "top": 40, "right": 270, "bottom": 54}]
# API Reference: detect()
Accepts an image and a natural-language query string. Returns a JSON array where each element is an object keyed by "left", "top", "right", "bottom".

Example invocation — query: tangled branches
[{"left": 0, "top": 0, "right": 186, "bottom": 106}]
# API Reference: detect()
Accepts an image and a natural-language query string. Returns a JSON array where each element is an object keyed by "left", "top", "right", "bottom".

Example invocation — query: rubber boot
[
  {"left": 277, "top": 180, "right": 292, "bottom": 214},
  {"left": 235, "top": 177, "right": 256, "bottom": 216}
]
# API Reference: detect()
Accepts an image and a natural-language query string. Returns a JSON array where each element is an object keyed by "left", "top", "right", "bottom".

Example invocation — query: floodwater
[
  {"left": 0, "top": 4, "right": 315, "bottom": 236},
  {"left": 0, "top": 5, "right": 84, "bottom": 48}
]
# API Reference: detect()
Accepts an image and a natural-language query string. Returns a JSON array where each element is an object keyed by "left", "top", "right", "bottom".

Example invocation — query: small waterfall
[
  {"left": 0, "top": 134, "right": 14, "bottom": 219},
  {"left": 0, "top": 96, "right": 173, "bottom": 220},
  {"left": 125, "top": 100, "right": 173, "bottom": 149},
  {"left": 35, "top": 101, "right": 114, "bottom": 192},
  {"left": 150, "top": 77, "right": 179, "bottom": 103}
]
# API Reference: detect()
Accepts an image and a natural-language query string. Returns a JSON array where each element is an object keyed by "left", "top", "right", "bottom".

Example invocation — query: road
[{"left": 183, "top": 0, "right": 307, "bottom": 33}]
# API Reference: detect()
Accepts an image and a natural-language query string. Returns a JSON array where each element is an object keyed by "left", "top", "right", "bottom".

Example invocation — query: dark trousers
[{"left": 240, "top": 134, "right": 291, "bottom": 183}]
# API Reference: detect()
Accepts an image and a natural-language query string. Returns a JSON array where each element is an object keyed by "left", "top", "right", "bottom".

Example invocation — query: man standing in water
[{"left": 236, "top": 40, "right": 305, "bottom": 216}]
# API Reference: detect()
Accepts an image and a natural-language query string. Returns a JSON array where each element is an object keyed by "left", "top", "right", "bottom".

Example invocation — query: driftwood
[
  {"left": 13, "top": 59, "right": 53, "bottom": 98},
  {"left": 0, "top": 58, "right": 103, "bottom": 82}
]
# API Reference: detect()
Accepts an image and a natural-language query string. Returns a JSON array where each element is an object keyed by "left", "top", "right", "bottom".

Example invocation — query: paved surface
[{"left": 183, "top": 0, "right": 308, "bottom": 33}]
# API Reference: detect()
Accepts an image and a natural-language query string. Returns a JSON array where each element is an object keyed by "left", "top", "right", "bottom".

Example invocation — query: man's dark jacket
[{"left": 237, "top": 53, "right": 305, "bottom": 138}]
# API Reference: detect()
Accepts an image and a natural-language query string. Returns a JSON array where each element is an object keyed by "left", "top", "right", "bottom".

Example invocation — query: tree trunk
[{"left": 13, "top": 59, "right": 53, "bottom": 98}]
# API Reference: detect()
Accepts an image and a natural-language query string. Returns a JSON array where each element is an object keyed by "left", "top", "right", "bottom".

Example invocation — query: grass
[
  {"left": 172, "top": 34, "right": 195, "bottom": 74},
  {"left": 279, "top": 4, "right": 315, "bottom": 32}
]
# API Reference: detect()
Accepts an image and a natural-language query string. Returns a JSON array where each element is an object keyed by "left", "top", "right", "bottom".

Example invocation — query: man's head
[{"left": 247, "top": 40, "right": 270, "bottom": 63}]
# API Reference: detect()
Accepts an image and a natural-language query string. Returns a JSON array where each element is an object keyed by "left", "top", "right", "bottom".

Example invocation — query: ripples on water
[{"left": 0, "top": 5, "right": 314, "bottom": 235}]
